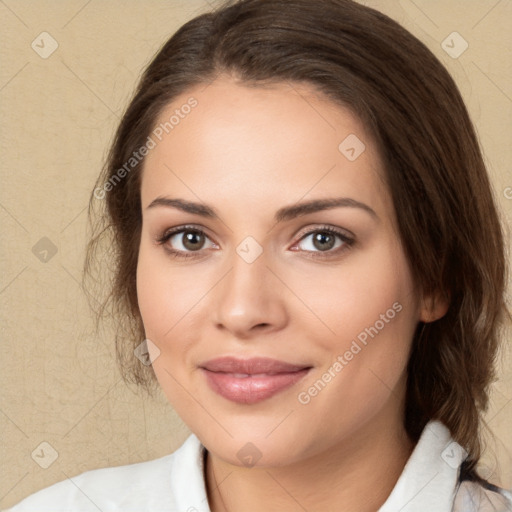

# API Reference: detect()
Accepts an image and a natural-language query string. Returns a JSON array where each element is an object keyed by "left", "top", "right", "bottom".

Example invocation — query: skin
[{"left": 136, "top": 76, "right": 447, "bottom": 511}]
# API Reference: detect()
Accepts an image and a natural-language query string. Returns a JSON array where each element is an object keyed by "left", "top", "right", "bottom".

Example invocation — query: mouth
[{"left": 200, "top": 357, "right": 312, "bottom": 404}]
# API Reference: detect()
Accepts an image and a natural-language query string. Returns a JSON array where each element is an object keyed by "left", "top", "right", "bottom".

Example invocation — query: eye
[
  {"left": 156, "top": 224, "right": 354, "bottom": 260},
  {"left": 291, "top": 226, "right": 354, "bottom": 258},
  {"left": 156, "top": 225, "right": 217, "bottom": 259}
]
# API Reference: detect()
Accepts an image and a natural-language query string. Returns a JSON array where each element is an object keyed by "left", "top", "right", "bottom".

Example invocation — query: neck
[{"left": 205, "top": 399, "right": 415, "bottom": 512}]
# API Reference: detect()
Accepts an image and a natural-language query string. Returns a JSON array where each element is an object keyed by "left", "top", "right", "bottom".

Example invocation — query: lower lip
[{"left": 201, "top": 368, "right": 310, "bottom": 404}]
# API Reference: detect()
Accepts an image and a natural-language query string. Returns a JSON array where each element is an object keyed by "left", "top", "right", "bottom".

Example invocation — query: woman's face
[{"left": 137, "top": 76, "right": 428, "bottom": 467}]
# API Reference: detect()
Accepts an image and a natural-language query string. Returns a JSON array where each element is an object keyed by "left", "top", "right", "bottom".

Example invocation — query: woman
[{"left": 7, "top": 0, "right": 511, "bottom": 510}]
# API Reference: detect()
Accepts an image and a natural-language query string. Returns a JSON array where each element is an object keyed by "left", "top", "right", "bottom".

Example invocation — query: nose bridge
[
  {"left": 222, "top": 244, "right": 272, "bottom": 311},
  {"left": 212, "top": 241, "right": 287, "bottom": 335}
]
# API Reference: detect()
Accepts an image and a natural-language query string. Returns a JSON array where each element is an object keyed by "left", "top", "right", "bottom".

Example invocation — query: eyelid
[
  {"left": 293, "top": 224, "right": 355, "bottom": 243},
  {"left": 156, "top": 224, "right": 218, "bottom": 247}
]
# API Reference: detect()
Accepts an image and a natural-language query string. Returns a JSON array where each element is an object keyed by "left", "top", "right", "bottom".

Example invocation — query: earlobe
[{"left": 419, "top": 292, "right": 450, "bottom": 323}]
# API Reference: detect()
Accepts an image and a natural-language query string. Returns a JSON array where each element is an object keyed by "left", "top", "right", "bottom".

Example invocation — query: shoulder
[
  {"left": 453, "top": 480, "right": 512, "bottom": 512},
  {"left": 4, "top": 434, "right": 205, "bottom": 512}
]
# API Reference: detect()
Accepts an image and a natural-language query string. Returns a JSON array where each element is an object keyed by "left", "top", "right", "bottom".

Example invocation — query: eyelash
[{"left": 155, "top": 224, "right": 355, "bottom": 260}]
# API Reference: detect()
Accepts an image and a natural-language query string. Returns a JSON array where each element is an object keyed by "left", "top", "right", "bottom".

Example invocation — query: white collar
[
  {"left": 379, "top": 420, "right": 464, "bottom": 511},
  {"left": 170, "top": 420, "right": 464, "bottom": 511}
]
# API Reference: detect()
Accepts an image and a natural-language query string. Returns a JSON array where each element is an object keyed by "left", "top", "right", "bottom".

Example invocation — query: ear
[{"left": 419, "top": 291, "right": 450, "bottom": 323}]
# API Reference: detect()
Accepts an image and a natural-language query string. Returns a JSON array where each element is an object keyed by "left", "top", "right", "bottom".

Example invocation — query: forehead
[{"left": 140, "top": 77, "right": 390, "bottom": 219}]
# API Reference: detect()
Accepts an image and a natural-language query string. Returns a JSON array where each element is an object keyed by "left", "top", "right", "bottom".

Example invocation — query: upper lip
[{"left": 200, "top": 357, "right": 310, "bottom": 375}]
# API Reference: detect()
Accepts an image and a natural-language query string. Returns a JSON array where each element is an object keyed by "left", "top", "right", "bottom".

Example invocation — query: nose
[{"left": 212, "top": 247, "right": 288, "bottom": 340}]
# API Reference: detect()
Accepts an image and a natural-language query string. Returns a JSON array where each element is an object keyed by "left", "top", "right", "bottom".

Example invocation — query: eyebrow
[{"left": 145, "top": 196, "right": 378, "bottom": 222}]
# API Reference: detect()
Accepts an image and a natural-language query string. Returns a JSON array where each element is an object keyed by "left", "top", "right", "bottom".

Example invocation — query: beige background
[{"left": 1, "top": 0, "right": 511, "bottom": 508}]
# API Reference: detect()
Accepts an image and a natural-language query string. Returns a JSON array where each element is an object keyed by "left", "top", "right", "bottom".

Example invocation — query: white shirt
[{"left": 5, "top": 420, "right": 511, "bottom": 511}]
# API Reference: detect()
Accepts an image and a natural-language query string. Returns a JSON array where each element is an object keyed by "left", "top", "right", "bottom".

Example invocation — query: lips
[{"left": 200, "top": 357, "right": 311, "bottom": 404}]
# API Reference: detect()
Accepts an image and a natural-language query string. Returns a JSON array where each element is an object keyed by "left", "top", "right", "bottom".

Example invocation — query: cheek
[
  {"left": 290, "top": 240, "right": 418, "bottom": 354},
  {"left": 136, "top": 245, "right": 198, "bottom": 403},
  {"left": 291, "top": 241, "right": 418, "bottom": 417},
  {"left": 136, "top": 247, "right": 168, "bottom": 338},
  {"left": 136, "top": 243, "right": 203, "bottom": 340},
  {"left": 135, "top": 243, "right": 217, "bottom": 392}
]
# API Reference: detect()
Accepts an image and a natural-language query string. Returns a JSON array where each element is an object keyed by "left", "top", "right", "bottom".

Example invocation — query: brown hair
[{"left": 84, "top": 0, "right": 509, "bottom": 481}]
